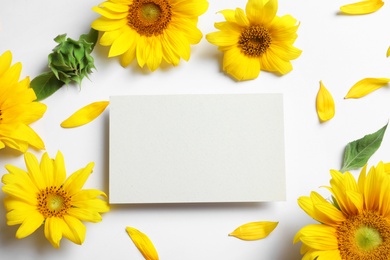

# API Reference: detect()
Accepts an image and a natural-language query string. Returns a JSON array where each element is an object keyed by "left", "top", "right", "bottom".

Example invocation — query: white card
[{"left": 109, "top": 94, "right": 285, "bottom": 204}]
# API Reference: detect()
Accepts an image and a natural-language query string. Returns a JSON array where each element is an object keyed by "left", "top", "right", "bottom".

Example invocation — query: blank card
[{"left": 109, "top": 94, "right": 285, "bottom": 204}]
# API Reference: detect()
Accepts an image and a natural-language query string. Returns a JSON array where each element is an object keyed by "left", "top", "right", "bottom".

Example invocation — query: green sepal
[
  {"left": 340, "top": 123, "right": 388, "bottom": 172},
  {"left": 30, "top": 71, "right": 64, "bottom": 101},
  {"left": 79, "top": 28, "right": 99, "bottom": 51}
]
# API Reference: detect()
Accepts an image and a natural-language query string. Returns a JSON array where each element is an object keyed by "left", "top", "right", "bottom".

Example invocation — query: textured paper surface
[{"left": 109, "top": 94, "right": 285, "bottom": 204}]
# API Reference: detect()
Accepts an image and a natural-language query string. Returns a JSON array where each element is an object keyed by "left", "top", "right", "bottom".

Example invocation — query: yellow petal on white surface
[
  {"left": 387, "top": 46, "right": 390, "bottom": 57},
  {"left": 126, "top": 227, "right": 159, "bottom": 260},
  {"left": 316, "top": 81, "right": 335, "bottom": 123},
  {"left": 340, "top": 0, "right": 384, "bottom": 15},
  {"left": 229, "top": 221, "right": 278, "bottom": 240},
  {"left": 344, "top": 78, "right": 390, "bottom": 99},
  {"left": 61, "top": 101, "right": 109, "bottom": 128}
]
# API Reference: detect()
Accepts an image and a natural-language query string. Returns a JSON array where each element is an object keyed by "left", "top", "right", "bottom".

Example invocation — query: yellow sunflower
[
  {"left": 2, "top": 151, "right": 110, "bottom": 248},
  {"left": 206, "top": 0, "right": 301, "bottom": 81},
  {"left": 0, "top": 51, "right": 46, "bottom": 152},
  {"left": 294, "top": 162, "right": 390, "bottom": 259},
  {"left": 91, "top": 0, "right": 208, "bottom": 71}
]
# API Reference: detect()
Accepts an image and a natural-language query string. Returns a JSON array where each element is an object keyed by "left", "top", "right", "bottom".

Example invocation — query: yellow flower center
[
  {"left": 238, "top": 25, "right": 272, "bottom": 57},
  {"left": 128, "top": 0, "right": 172, "bottom": 37},
  {"left": 337, "top": 211, "right": 390, "bottom": 260},
  {"left": 37, "top": 186, "right": 71, "bottom": 218}
]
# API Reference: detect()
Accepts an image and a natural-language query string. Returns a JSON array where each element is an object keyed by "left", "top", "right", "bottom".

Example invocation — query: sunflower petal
[
  {"left": 72, "top": 189, "right": 107, "bottom": 201},
  {"left": 316, "top": 81, "right": 335, "bottom": 122},
  {"left": 63, "top": 162, "right": 94, "bottom": 196},
  {"left": 44, "top": 217, "right": 63, "bottom": 248},
  {"left": 71, "top": 198, "right": 110, "bottom": 214},
  {"left": 91, "top": 17, "right": 127, "bottom": 31},
  {"left": 126, "top": 227, "right": 159, "bottom": 260},
  {"left": 234, "top": 8, "right": 250, "bottom": 27},
  {"left": 14, "top": 124, "right": 45, "bottom": 150},
  {"left": 344, "top": 78, "right": 390, "bottom": 99},
  {"left": 109, "top": 29, "right": 135, "bottom": 57},
  {"left": 261, "top": 48, "right": 293, "bottom": 74},
  {"left": 229, "top": 221, "right": 278, "bottom": 240},
  {"left": 120, "top": 41, "right": 138, "bottom": 67},
  {"left": 145, "top": 37, "right": 163, "bottom": 71},
  {"left": 61, "top": 101, "right": 109, "bottom": 128},
  {"left": 246, "top": 0, "right": 277, "bottom": 25},
  {"left": 15, "top": 211, "right": 44, "bottom": 239},
  {"left": 100, "top": 29, "right": 123, "bottom": 46},
  {"left": 223, "top": 47, "right": 261, "bottom": 80},
  {"left": 294, "top": 224, "right": 338, "bottom": 250},
  {"left": 53, "top": 151, "right": 66, "bottom": 187},
  {"left": 92, "top": 6, "right": 128, "bottom": 19},
  {"left": 40, "top": 152, "right": 54, "bottom": 187},
  {"left": 24, "top": 152, "right": 46, "bottom": 190},
  {"left": 387, "top": 46, "right": 390, "bottom": 58},
  {"left": 100, "top": 2, "right": 129, "bottom": 13},
  {"left": 340, "top": 0, "right": 384, "bottom": 15},
  {"left": 0, "top": 50, "right": 12, "bottom": 77},
  {"left": 67, "top": 207, "right": 103, "bottom": 223},
  {"left": 218, "top": 9, "right": 237, "bottom": 23},
  {"left": 206, "top": 31, "right": 239, "bottom": 47},
  {"left": 62, "top": 215, "right": 86, "bottom": 245}
]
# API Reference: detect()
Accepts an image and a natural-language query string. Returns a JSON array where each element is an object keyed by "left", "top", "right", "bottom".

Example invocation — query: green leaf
[
  {"left": 30, "top": 71, "right": 65, "bottom": 101},
  {"left": 53, "top": 34, "right": 67, "bottom": 44},
  {"left": 340, "top": 123, "right": 388, "bottom": 172},
  {"left": 79, "top": 28, "right": 98, "bottom": 52}
]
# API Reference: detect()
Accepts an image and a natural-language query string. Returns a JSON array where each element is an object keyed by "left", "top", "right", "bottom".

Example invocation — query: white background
[{"left": 1, "top": 0, "right": 390, "bottom": 259}]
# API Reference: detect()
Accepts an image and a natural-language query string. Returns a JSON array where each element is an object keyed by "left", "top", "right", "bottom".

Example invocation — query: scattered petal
[
  {"left": 61, "top": 101, "right": 109, "bottom": 128},
  {"left": 344, "top": 78, "right": 390, "bottom": 99},
  {"left": 229, "top": 221, "right": 278, "bottom": 240},
  {"left": 316, "top": 81, "right": 335, "bottom": 123},
  {"left": 340, "top": 0, "right": 384, "bottom": 15},
  {"left": 387, "top": 46, "right": 390, "bottom": 58},
  {"left": 126, "top": 227, "right": 159, "bottom": 260}
]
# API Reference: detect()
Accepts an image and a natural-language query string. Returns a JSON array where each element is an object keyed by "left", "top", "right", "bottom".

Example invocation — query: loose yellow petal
[
  {"left": 126, "top": 227, "right": 159, "bottom": 260},
  {"left": 340, "top": 0, "right": 384, "bottom": 15},
  {"left": 316, "top": 81, "right": 335, "bottom": 122},
  {"left": 229, "top": 221, "right": 278, "bottom": 240},
  {"left": 61, "top": 101, "right": 109, "bottom": 128},
  {"left": 344, "top": 78, "right": 390, "bottom": 99},
  {"left": 387, "top": 46, "right": 390, "bottom": 58}
]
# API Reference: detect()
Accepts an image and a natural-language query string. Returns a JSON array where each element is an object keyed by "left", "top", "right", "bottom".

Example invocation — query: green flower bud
[{"left": 48, "top": 31, "right": 96, "bottom": 85}]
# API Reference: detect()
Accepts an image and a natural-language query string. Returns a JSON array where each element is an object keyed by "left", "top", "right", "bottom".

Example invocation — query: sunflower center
[
  {"left": 238, "top": 25, "right": 272, "bottom": 57},
  {"left": 355, "top": 226, "right": 383, "bottom": 251},
  {"left": 128, "top": 0, "right": 172, "bottom": 37},
  {"left": 337, "top": 211, "right": 390, "bottom": 260},
  {"left": 141, "top": 3, "right": 161, "bottom": 22},
  {"left": 37, "top": 186, "right": 71, "bottom": 218}
]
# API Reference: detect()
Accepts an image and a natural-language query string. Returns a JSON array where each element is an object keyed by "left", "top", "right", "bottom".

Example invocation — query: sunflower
[
  {"left": 2, "top": 151, "right": 110, "bottom": 248},
  {"left": 294, "top": 162, "right": 390, "bottom": 259},
  {"left": 206, "top": 0, "right": 301, "bottom": 81},
  {"left": 0, "top": 51, "right": 46, "bottom": 152},
  {"left": 91, "top": 0, "right": 208, "bottom": 71}
]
